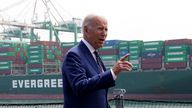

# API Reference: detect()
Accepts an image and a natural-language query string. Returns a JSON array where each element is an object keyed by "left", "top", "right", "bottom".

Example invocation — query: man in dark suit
[{"left": 62, "top": 14, "right": 133, "bottom": 108}]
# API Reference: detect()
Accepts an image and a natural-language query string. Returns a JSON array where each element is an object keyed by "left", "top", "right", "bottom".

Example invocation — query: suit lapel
[{"left": 79, "top": 41, "right": 101, "bottom": 73}]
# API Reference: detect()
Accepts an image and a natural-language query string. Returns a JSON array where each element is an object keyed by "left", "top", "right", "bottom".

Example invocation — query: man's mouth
[{"left": 99, "top": 39, "right": 105, "bottom": 42}]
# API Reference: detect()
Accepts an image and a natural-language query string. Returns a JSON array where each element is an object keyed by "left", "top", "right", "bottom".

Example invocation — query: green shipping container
[
  {"left": 119, "top": 46, "right": 128, "bottom": 50},
  {"left": 164, "top": 56, "right": 187, "bottom": 63},
  {"left": 28, "top": 45, "right": 44, "bottom": 50},
  {"left": 142, "top": 46, "right": 162, "bottom": 52},
  {"left": 142, "top": 41, "right": 163, "bottom": 47},
  {"left": 165, "top": 51, "right": 187, "bottom": 57},
  {"left": 46, "top": 54, "right": 55, "bottom": 60},
  {"left": 0, "top": 52, "right": 16, "bottom": 56},
  {"left": 165, "top": 45, "right": 188, "bottom": 51},
  {"left": 132, "top": 64, "right": 139, "bottom": 70},
  {"left": 0, "top": 61, "right": 12, "bottom": 66},
  {"left": 28, "top": 68, "right": 43, "bottom": 74},
  {"left": 118, "top": 41, "right": 129, "bottom": 46},
  {"left": 129, "top": 50, "right": 140, "bottom": 55},
  {"left": 28, "top": 54, "right": 44, "bottom": 59},
  {"left": 129, "top": 46, "right": 140, "bottom": 50},
  {"left": 27, "top": 59, "right": 45, "bottom": 64},
  {"left": 129, "top": 55, "right": 139, "bottom": 60},
  {"left": 0, "top": 66, "right": 11, "bottom": 70},
  {"left": 101, "top": 55, "right": 118, "bottom": 61},
  {"left": 129, "top": 40, "right": 142, "bottom": 46},
  {"left": 100, "top": 45, "right": 118, "bottom": 50},
  {"left": 60, "top": 42, "right": 76, "bottom": 48}
]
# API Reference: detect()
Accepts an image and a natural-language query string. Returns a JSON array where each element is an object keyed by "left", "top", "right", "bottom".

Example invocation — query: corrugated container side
[
  {"left": 165, "top": 45, "right": 188, "bottom": 51},
  {"left": 141, "top": 58, "right": 162, "bottom": 64},
  {"left": 141, "top": 63, "right": 162, "bottom": 70},
  {"left": 142, "top": 41, "right": 163, "bottom": 46},
  {"left": 129, "top": 40, "right": 143, "bottom": 46},
  {"left": 99, "top": 49, "right": 119, "bottom": 55},
  {"left": 164, "top": 62, "right": 187, "bottom": 69},
  {"left": 141, "top": 52, "right": 162, "bottom": 58},
  {"left": 142, "top": 47, "right": 162, "bottom": 52},
  {"left": 164, "top": 39, "right": 192, "bottom": 45},
  {"left": 60, "top": 42, "right": 76, "bottom": 48},
  {"left": 165, "top": 51, "right": 187, "bottom": 57},
  {"left": 164, "top": 56, "right": 187, "bottom": 63},
  {"left": 101, "top": 55, "right": 118, "bottom": 61}
]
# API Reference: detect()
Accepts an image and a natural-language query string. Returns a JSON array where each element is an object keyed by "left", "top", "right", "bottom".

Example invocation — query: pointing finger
[{"left": 119, "top": 53, "right": 130, "bottom": 61}]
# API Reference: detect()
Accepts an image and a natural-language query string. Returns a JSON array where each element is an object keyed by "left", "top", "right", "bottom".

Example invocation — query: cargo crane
[{"left": 0, "top": 0, "right": 81, "bottom": 43}]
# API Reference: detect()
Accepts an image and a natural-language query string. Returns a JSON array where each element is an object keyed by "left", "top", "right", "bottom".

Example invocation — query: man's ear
[{"left": 84, "top": 26, "right": 88, "bottom": 33}]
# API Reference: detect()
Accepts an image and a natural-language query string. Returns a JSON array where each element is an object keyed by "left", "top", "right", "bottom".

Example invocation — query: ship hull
[{"left": 1, "top": 70, "right": 192, "bottom": 104}]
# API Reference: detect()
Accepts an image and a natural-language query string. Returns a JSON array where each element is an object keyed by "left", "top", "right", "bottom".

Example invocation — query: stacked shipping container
[
  {"left": 0, "top": 43, "right": 27, "bottom": 75},
  {"left": 0, "top": 39, "right": 192, "bottom": 76},
  {"left": 164, "top": 39, "right": 191, "bottom": 69},
  {"left": 128, "top": 40, "right": 142, "bottom": 70},
  {"left": 141, "top": 41, "right": 163, "bottom": 70},
  {"left": 118, "top": 41, "right": 129, "bottom": 62},
  {"left": 99, "top": 40, "right": 120, "bottom": 69},
  {"left": 60, "top": 42, "right": 77, "bottom": 62},
  {"left": 27, "top": 41, "right": 61, "bottom": 75},
  {"left": 189, "top": 46, "right": 192, "bottom": 67}
]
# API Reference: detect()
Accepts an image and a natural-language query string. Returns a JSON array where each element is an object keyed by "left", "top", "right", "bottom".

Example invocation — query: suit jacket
[{"left": 62, "top": 41, "right": 115, "bottom": 108}]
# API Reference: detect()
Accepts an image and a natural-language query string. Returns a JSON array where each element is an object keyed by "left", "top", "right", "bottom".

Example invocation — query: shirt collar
[{"left": 82, "top": 38, "right": 95, "bottom": 53}]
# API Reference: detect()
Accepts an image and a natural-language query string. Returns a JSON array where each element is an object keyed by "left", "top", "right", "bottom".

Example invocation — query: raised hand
[{"left": 112, "top": 53, "right": 133, "bottom": 75}]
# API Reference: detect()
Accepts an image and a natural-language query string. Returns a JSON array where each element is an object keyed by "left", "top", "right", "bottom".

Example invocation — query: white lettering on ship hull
[{"left": 12, "top": 79, "right": 63, "bottom": 88}]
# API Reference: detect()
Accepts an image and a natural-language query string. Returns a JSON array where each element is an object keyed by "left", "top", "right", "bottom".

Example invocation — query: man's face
[{"left": 85, "top": 17, "right": 108, "bottom": 49}]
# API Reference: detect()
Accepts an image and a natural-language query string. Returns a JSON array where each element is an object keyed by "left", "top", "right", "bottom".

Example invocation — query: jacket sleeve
[{"left": 62, "top": 51, "right": 115, "bottom": 96}]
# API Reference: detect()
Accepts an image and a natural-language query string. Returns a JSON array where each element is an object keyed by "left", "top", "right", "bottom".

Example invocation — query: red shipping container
[
  {"left": 164, "top": 39, "right": 192, "bottom": 45},
  {"left": 189, "top": 55, "right": 192, "bottom": 62},
  {"left": 0, "top": 56, "right": 15, "bottom": 61},
  {"left": 164, "top": 62, "right": 187, "bottom": 69},
  {"left": 30, "top": 41, "right": 59, "bottom": 47},
  {"left": 28, "top": 64, "right": 43, "bottom": 68},
  {"left": 0, "top": 47, "right": 15, "bottom": 52},
  {"left": 13, "top": 60, "right": 26, "bottom": 64},
  {"left": 141, "top": 57, "right": 162, "bottom": 64},
  {"left": 99, "top": 49, "right": 118, "bottom": 55},
  {"left": 141, "top": 63, "right": 162, "bottom": 70},
  {"left": 0, "top": 70, "right": 11, "bottom": 75}
]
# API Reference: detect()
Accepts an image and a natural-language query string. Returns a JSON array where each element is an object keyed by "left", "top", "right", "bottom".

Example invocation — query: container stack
[
  {"left": 52, "top": 45, "right": 62, "bottom": 68},
  {"left": 0, "top": 43, "right": 15, "bottom": 75},
  {"left": 189, "top": 45, "right": 192, "bottom": 68},
  {"left": 164, "top": 39, "right": 191, "bottom": 69},
  {"left": 27, "top": 41, "right": 60, "bottom": 75},
  {"left": 0, "top": 43, "right": 27, "bottom": 75},
  {"left": 60, "top": 42, "right": 77, "bottom": 62},
  {"left": 46, "top": 43, "right": 61, "bottom": 74},
  {"left": 141, "top": 41, "right": 163, "bottom": 70},
  {"left": 12, "top": 43, "right": 28, "bottom": 75},
  {"left": 128, "top": 40, "right": 142, "bottom": 70},
  {"left": 1, "top": 38, "right": 192, "bottom": 76},
  {"left": 118, "top": 41, "right": 129, "bottom": 60},
  {"left": 99, "top": 40, "right": 120, "bottom": 69}
]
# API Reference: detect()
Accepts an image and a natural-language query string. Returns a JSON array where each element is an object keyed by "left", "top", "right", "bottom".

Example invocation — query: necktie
[{"left": 94, "top": 50, "right": 103, "bottom": 72}]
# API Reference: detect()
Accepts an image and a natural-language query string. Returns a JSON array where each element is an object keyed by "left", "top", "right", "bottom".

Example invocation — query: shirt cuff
[{"left": 110, "top": 69, "right": 117, "bottom": 80}]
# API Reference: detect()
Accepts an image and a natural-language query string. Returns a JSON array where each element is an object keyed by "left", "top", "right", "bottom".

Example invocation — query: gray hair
[
  {"left": 82, "top": 14, "right": 95, "bottom": 34},
  {"left": 82, "top": 14, "right": 107, "bottom": 34}
]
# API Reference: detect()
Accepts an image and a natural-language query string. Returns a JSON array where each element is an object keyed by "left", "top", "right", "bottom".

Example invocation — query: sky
[{"left": 0, "top": 0, "right": 192, "bottom": 42}]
